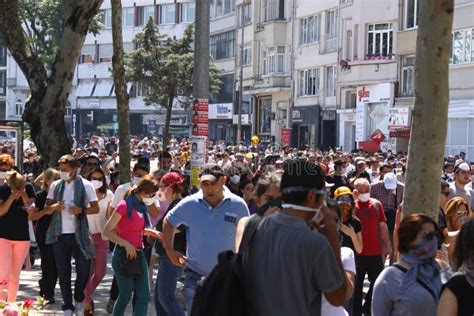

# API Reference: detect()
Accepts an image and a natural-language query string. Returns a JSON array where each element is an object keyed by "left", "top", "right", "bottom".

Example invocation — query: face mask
[
  {"left": 358, "top": 193, "right": 370, "bottom": 202},
  {"left": 159, "top": 199, "right": 171, "bottom": 212},
  {"left": 142, "top": 196, "right": 155, "bottom": 206},
  {"left": 60, "top": 172, "right": 70, "bottom": 181},
  {"left": 0, "top": 172, "right": 7, "bottom": 179},
  {"left": 341, "top": 204, "right": 352, "bottom": 217},
  {"left": 457, "top": 214, "right": 469, "bottom": 228},
  {"left": 132, "top": 176, "right": 141, "bottom": 186},
  {"left": 406, "top": 235, "right": 438, "bottom": 261},
  {"left": 282, "top": 203, "right": 323, "bottom": 223},
  {"left": 230, "top": 174, "right": 241, "bottom": 184},
  {"left": 91, "top": 180, "right": 103, "bottom": 190}
]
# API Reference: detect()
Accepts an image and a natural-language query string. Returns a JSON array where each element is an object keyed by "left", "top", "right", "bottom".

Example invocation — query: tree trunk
[
  {"left": 0, "top": 0, "right": 103, "bottom": 167},
  {"left": 111, "top": 0, "right": 131, "bottom": 184},
  {"left": 163, "top": 96, "right": 174, "bottom": 149},
  {"left": 403, "top": 0, "right": 454, "bottom": 220}
]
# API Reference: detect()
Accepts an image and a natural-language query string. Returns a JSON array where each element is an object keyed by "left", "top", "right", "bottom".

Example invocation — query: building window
[
  {"left": 241, "top": 3, "right": 252, "bottom": 25},
  {"left": 367, "top": 23, "right": 393, "bottom": 57},
  {"left": 101, "top": 9, "right": 112, "bottom": 28},
  {"left": 0, "top": 36, "right": 6, "bottom": 67},
  {"left": 210, "top": 0, "right": 236, "bottom": 19},
  {"left": 324, "top": 10, "right": 338, "bottom": 52},
  {"left": 262, "top": 0, "right": 285, "bottom": 22},
  {"left": 299, "top": 14, "right": 320, "bottom": 45},
  {"left": 404, "top": 0, "right": 420, "bottom": 29},
  {"left": 15, "top": 100, "right": 24, "bottom": 116},
  {"left": 65, "top": 101, "right": 72, "bottom": 117},
  {"left": 450, "top": 28, "right": 474, "bottom": 65},
  {"left": 325, "top": 65, "right": 336, "bottom": 97},
  {"left": 180, "top": 3, "right": 195, "bottom": 23},
  {"left": 138, "top": 6, "right": 155, "bottom": 25},
  {"left": 264, "top": 46, "right": 285, "bottom": 74},
  {"left": 210, "top": 31, "right": 235, "bottom": 60},
  {"left": 259, "top": 99, "right": 272, "bottom": 134},
  {"left": 98, "top": 44, "right": 113, "bottom": 63},
  {"left": 0, "top": 101, "right": 5, "bottom": 120},
  {"left": 80, "top": 45, "right": 96, "bottom": 64},
  {"left": 159, "top": 4, "right": 176, "bottom": 24},
  {"left": 240, "top": 42, "right": 252, "bottom": 66},
  {"left": 299, "top": 68, "right": 320, "bottom": 96},
  {"left": 402, "top": 56, "right": 415, "bottom": 97},
  {"left": 122, "top": 7, "right": 135, "bottom": 27},
  {"left": 0, "top": 71, "right": 6, "bottom": 96}
]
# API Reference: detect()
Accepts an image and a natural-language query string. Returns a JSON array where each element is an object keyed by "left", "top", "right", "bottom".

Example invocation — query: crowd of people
[{"left": 0, "top": 134, "right": 473, "bottom": 316}]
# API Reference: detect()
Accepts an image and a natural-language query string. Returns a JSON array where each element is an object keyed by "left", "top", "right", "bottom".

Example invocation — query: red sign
[
  {"left": 369, "top": 129, "right": 386, "bottom": 144},
  {"left": 389, "top": 130, "right": 411, "bottom": 138},
  {"left": 358, "top": 141, "right": 380, "bottom": 153},
  {"left": 358, "top": 86, "right": 370, "bottom": 102},
  {"left": 280, "top": 128, "right": 291, "bottom": 146},
  {"left": 192, "top": 99, "right": 209, "bottom": 112}
]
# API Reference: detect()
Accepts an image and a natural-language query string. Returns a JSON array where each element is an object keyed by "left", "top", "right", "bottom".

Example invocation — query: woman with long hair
[
  {"left": 83, "top": 166, "right": 114, "bottom": 315},
  {"left": 154, "top": 172, "right": 186, "bottom": 316},
  {"left": 30, "top": 168, "right": 60, "bottom": 303},
  {"left": 103, "top": 175, "right": 161, "bottom": 316},
  {"left": 437, "top": 218, "right": 474, "bottom": 315},
  {"left": 0, "top": 165, "right": 36, "bottom": 302},
  {"left": 444, "top": 197, "right": 471, "bottom": 266}
]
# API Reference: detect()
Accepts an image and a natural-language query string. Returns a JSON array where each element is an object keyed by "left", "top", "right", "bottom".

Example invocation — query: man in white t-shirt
[{"left": 44, "top": 155, "right": 99, "bottom": 316}]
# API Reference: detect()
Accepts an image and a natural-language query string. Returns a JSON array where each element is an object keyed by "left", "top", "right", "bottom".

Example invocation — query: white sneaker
[
  {"left": 63, "top": 310, "right": 73, "bottom": 316},
  {"left": 75, "top": 302, "right": 84, "bottom": 316}
]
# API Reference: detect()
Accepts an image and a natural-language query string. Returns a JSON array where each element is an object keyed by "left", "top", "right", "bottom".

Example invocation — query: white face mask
[
  {"left": 132, "top": 176, "right": 141, "bottom": 186},
  {"left": 0, "top": 172, "right": 8, "bottom": 179},
  {"left": 282, "top": 203, "right": 323, "bottom": 223},
  {"left": 230, "top": 174, "right": 241, "bottom": 184},
  {"left": 60, "top": 172, "right": 70, "bottom": 181},
  {"left": 358, "top": 193, "right": 371, "bottom": 202},
  {"left": 142, "top": 196, "right": 155, "bottom": 206},
  {"left": 91, "top": 180, "right": 103, "bottom": 190}
]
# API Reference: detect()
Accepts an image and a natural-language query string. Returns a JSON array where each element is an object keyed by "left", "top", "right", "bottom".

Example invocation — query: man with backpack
[
  {"left": 162, "top": 163, "right": 249, "bottom": 313},
  {"left": 242, "top": 160, "right": 349, "bottom": 315}
]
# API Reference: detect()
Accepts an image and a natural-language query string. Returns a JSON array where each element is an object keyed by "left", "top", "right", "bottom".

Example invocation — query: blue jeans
[
  {"left": 52, "top": 234, "right": 91, "bottom": 311},
  {"left": 111, "top": 247, "right": 150, "bottom": 316},
  {"left": 154, "top": 256, "right": 185, "bottom": 316},
  {"left": 183, "top": 269, "right": 202, "bottom": 315}
]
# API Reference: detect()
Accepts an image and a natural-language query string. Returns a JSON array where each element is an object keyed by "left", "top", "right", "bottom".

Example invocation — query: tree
[
  {"left": 110, "top": 0, "right": 131, "bottom": 184},
  {"left": 403, "top": 0, "right": 454, "bottom": 220},
  {"left": 0, "top": 0, "right": 103, "bottom": 167},
  {"left": 125, "top": 19, "right": 221, "bottom": 147}
]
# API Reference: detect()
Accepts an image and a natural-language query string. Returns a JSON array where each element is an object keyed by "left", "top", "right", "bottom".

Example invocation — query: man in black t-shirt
[{"left": 326, "top": 159, "right": 349, "bottom": 197}]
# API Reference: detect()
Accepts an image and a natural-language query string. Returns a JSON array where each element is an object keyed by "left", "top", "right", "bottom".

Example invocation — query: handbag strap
[
  {"left": 393, "top": 263, "right": 437, "bottom": 301},
  {"left": 238, "top": 214, "right": 263, "bottom": 253}
]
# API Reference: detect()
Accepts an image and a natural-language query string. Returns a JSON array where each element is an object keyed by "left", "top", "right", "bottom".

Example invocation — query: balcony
[{"left": 319, "top": 34, "right": 338, "bottom": 54}]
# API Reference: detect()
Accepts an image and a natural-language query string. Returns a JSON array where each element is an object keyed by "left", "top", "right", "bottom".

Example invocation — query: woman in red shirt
[{"left": 103, "top": 175, "right": 161, "bottom": 316}]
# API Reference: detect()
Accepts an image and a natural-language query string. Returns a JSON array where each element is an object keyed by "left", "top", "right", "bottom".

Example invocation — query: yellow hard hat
[
  {"left": 333, "top": 186, "right": 353, "bottom": 199},
  {"left": 251, "top": 135, "right": 260, "bottom": 144}
]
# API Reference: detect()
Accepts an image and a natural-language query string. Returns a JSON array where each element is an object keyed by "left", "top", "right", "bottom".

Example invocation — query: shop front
[
  {"left": 208, "top": 103, "right": 234, "bottom": 143},
  {"left": 337, "top": 109, "right": 357, "bottom": 151},
  {"left": 290, "top": 105, "right": 320, "bottom": 149}
]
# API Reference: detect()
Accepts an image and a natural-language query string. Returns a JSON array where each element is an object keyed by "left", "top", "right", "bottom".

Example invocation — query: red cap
[{"left": 160, "top": 172, "right": 185, "bottom": 187}]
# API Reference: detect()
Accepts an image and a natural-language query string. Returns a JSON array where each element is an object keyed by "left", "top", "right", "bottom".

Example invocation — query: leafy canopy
[{"left": 125, "top": 18, "right": 221, "bottom": 109}]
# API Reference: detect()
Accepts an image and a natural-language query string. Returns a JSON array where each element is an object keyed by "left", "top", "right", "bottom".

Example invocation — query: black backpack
[{"left": 190, "top": 215, "right": 262, "bottom": 316}]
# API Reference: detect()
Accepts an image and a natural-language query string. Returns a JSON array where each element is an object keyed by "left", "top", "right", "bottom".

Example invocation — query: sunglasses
[
  {"left": 86, "top": 162, "right": 98, "bottom": 167},
  {"left": 422, "top": 231, "right": 436, "bottom": 241}
]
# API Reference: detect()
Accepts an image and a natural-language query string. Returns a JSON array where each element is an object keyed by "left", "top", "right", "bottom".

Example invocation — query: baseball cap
[
  {"left": 281, "top": 160, "right": 326, "bottom": 194},
  {"left": 160, "top": 172, "right": 185, "bottom": 187},
  {"left": 383, "top": 172, "right": 397, "bottom": 190},
  {"left": 200, "top": 163, "right": 225, "bottom": 183},
  {"left": 454, "top": 162, "right": 471, "bottom": 173},
  {"left": 354, "top": 157, "right": 365, "bottom": 165}
]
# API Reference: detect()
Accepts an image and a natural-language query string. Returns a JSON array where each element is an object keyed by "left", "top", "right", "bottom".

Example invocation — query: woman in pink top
[{"left": 103, "top": 175, "right": 161, "bottom": 316}]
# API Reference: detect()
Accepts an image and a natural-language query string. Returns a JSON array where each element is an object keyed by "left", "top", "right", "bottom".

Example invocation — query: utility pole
[{"left": 190, "top": 0, "right": 210, "bottom": 188}]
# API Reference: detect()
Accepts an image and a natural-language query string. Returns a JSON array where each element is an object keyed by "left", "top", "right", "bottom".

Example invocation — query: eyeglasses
[
  {"left": 456, "top": 210, "right": 469, "bottom": 216},
  {"left": 441, "top": 191, "right": 450, "bottom": 197},
  {"left": 91, "top": 177, "right": 104, "bottom": 181}
]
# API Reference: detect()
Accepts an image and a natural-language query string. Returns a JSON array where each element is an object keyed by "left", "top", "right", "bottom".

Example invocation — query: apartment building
[
  {"left": 0, "top": 36, "right": 7, "bottom": 120},
  {"left": 397, "top": 0, "right": 474, "bottom": 160},
  {"left": 336, "top": 0, "right": 399, "bottom": 152}
]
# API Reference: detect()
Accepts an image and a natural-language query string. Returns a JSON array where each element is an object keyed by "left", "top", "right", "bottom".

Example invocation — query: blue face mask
[{"left": 406, "top": 234, "right": 438, "bottom": 262}]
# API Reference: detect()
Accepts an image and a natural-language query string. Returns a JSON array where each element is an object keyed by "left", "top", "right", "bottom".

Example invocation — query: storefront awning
[{"left": 76, "top": 79, "right": 96, "bottom": 97}]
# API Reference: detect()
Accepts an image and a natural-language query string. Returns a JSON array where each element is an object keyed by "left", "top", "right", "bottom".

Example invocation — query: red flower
[{"left": 22, "top": 298, "right": 35, "bottom": 309}]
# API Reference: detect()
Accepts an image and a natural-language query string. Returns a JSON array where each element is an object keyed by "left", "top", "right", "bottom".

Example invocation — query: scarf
[
  {"left": 125, "top": 193, "right": 151, "bottom": 228},
  {"left": 400, "top": 237, "right": 442, "bottom": 300},
  {"left": 458, "top": 257, "right": 474, "bottom": 287},
  {"left": 45, "top": 175, "right": 95, "bottom": 259}
]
